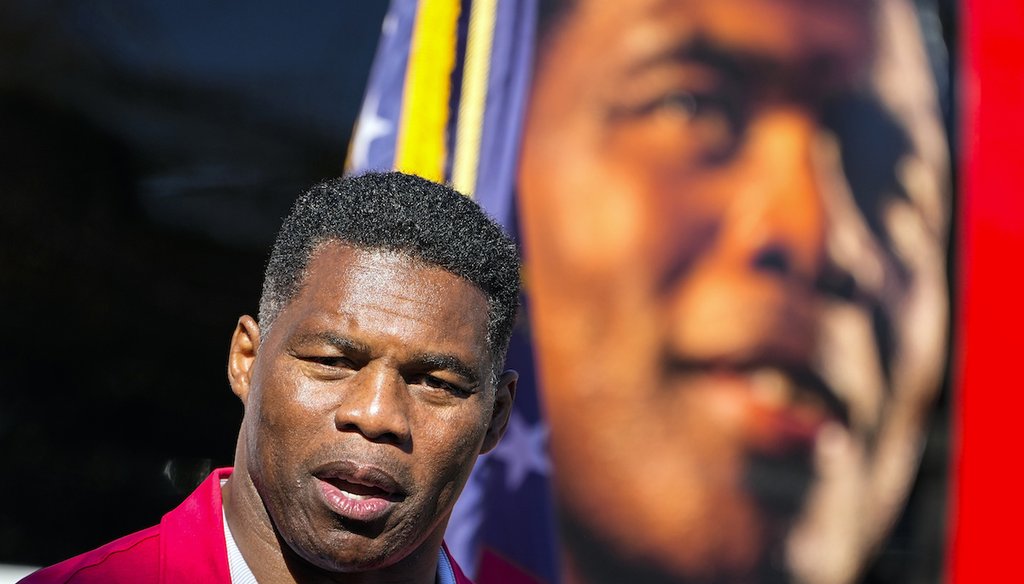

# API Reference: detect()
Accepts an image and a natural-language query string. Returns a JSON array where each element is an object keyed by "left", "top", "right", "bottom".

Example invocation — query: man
[
  {"left": 22, "top": 171, "right": 520, "bottom": 584},
  {"left": 516, "top": 0, "right": 949, "bottom": 583}
]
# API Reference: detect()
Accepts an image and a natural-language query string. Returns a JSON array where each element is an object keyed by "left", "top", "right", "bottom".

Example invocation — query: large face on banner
[{"left": 517, "top": 0, "right": 948, "bottom": 582}]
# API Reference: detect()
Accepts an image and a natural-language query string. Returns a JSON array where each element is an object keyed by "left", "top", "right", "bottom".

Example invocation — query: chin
[
  {"left": 561, "top": 510, "right": 791, "bottom": 584},
  {"left": 557, "top": 461, "right": 816, "bottom": 584}
]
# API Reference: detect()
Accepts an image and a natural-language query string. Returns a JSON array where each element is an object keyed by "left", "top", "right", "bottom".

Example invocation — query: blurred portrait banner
[{"left": 348, "top": 1, "right": 953, "bottom": 583}]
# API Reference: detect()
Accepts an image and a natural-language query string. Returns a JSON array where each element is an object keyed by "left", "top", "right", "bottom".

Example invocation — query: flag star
[
  {"left": 490, "top": 410, "right": 550, "bottom": 491},
  {"left": 382, "top": 12, "right": 398, "bottom": 37},
  {"left": 350, "top": 91, "right": 393, "bottom": 170}
]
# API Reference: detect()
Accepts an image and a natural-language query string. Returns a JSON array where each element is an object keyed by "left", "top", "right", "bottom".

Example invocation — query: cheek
[
  {"left": 551, "top": 174, "right": 649, "bottom": 272},
  {"left": 408, "top": 409, "right": 488, "bottom": 521},
  {"left": 246, "top": 369, "right": 328, "bottom": 461},
  {"left": 519, "top": 107, "right": 659, "bottom": 284},
  {"left": 417, "top": 408, "right": 487, "bottom": 479},
  {"left": 519, "top": 116, "right": 728, "bottom": 293}
]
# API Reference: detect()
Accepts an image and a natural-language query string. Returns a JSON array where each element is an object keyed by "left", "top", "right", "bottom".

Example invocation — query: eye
[
  {"left": 610, "top": 87, "right": 744, "bottom": 164},
  {"left": 412, "top": 374, "right": 475, "bottom": 398},
  {"left": 304, "top": 356, "right": 357, "bottom": 369},
  {"left": 655, "top": 91, "right": 699, "bottom": 118},
  {"left": 652, "top": 91, "right": 741, "bottom": 156}
]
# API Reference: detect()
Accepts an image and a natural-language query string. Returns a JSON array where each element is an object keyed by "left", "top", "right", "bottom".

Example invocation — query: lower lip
[{"left": 316, "top": 478, "right": 394, "bottom": 522}]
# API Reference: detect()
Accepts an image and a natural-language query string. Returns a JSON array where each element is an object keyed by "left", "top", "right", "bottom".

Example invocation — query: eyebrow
[
  {"left": 624, "top": 35, "right": 852, "bottom": 98},
  {"left": 409, "top": 352, "right": 481, "bottom": 386},
  {"left": 289, "top": 331, "right": 481, "bottom": 385},
  {"left": 290, "top": 331, "right": 370, "bottom": 355},
  {"left": 624, "top": 36, "right": 763, "bottom": 82}
]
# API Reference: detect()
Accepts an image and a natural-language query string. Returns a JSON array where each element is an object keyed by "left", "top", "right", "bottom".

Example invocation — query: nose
[
  {"left": 717, "top": 106, "right": 829, "bottom": 285},
  {"left": 334, "top": 363, "right": 412, "bottom": 447}
]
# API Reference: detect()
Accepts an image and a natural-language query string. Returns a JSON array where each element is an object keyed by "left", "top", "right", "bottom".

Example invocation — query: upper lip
[
  {"left": 664, "top": 354, "right": 850, "bottom": 427},
  {"left": 311, "top": 459, "right": 407, "bottom": 500}
]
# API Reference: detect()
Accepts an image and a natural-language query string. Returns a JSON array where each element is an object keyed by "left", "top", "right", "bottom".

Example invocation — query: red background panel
[{"left": 952, "top": 1, "right": 1024, "bottom": 581}]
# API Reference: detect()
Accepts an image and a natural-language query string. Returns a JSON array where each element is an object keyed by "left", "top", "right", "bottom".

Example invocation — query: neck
[{"left": 222, "top": 464, "right": 299, "bottom": 583}]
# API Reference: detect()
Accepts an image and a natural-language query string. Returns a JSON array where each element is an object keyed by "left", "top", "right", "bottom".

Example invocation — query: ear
[
  {"left": 480, "top": 370, "right": 518, "bottom": 454},
  {"left": 227, "top": 315, "right": 261, "bottom": 406}
]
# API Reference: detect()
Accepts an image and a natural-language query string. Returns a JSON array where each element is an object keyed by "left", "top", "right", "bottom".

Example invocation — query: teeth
[
  {"left": 750, "top": 369, "right": 795, "bottom": 407},
  {"left": 324, "top": 478, "right": 387, "bottom": 500}
]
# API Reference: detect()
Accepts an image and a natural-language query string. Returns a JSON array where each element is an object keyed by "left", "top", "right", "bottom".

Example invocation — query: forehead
[
  {"left": 277, "top": 242, "right": 491, "bottom": 358},
  {"left": 541, "top": 0, "right": 874, "bottom": 77}
]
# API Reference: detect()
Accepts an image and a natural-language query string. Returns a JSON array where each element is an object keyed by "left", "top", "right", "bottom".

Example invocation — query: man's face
[
  {"left": 233, "top": 242, "right": 510, "bottom": 572},
  {"left": 518, "top": 0, "right": 947, "bottom": 580}
]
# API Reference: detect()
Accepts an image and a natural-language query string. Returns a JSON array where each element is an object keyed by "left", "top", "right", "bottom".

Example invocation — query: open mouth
[
  {"left": 320, "top": 476, "right": 400, "bottom": 501},
  {"left": 662, "top": 354, "right": 850, "bottom": 456},
  {"left": 312, "top": 461, "right": 406, "bottom": 523},
  {"left": 665, "top": 357, "right": 849, "bottom": 428}
]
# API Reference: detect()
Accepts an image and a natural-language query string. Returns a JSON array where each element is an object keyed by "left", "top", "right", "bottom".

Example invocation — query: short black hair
[{"left": 258, "top": 171, "right": 521, "bottom": 372}]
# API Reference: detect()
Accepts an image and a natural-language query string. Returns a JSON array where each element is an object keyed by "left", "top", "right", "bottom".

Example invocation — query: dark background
[
  {"left": 0, "top": 1, "right": 388, "bottom": 565},
  {"left": 0, "top": 1, "right": 955, "bottom": 582}
]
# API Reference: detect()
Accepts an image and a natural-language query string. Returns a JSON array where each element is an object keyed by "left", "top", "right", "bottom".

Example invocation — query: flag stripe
[
  {"left": 396, "top": 0, "right": 461, "bottom": 181},
  {"left": 452, "top": 0, "right": 497, "bottom": 197}
]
